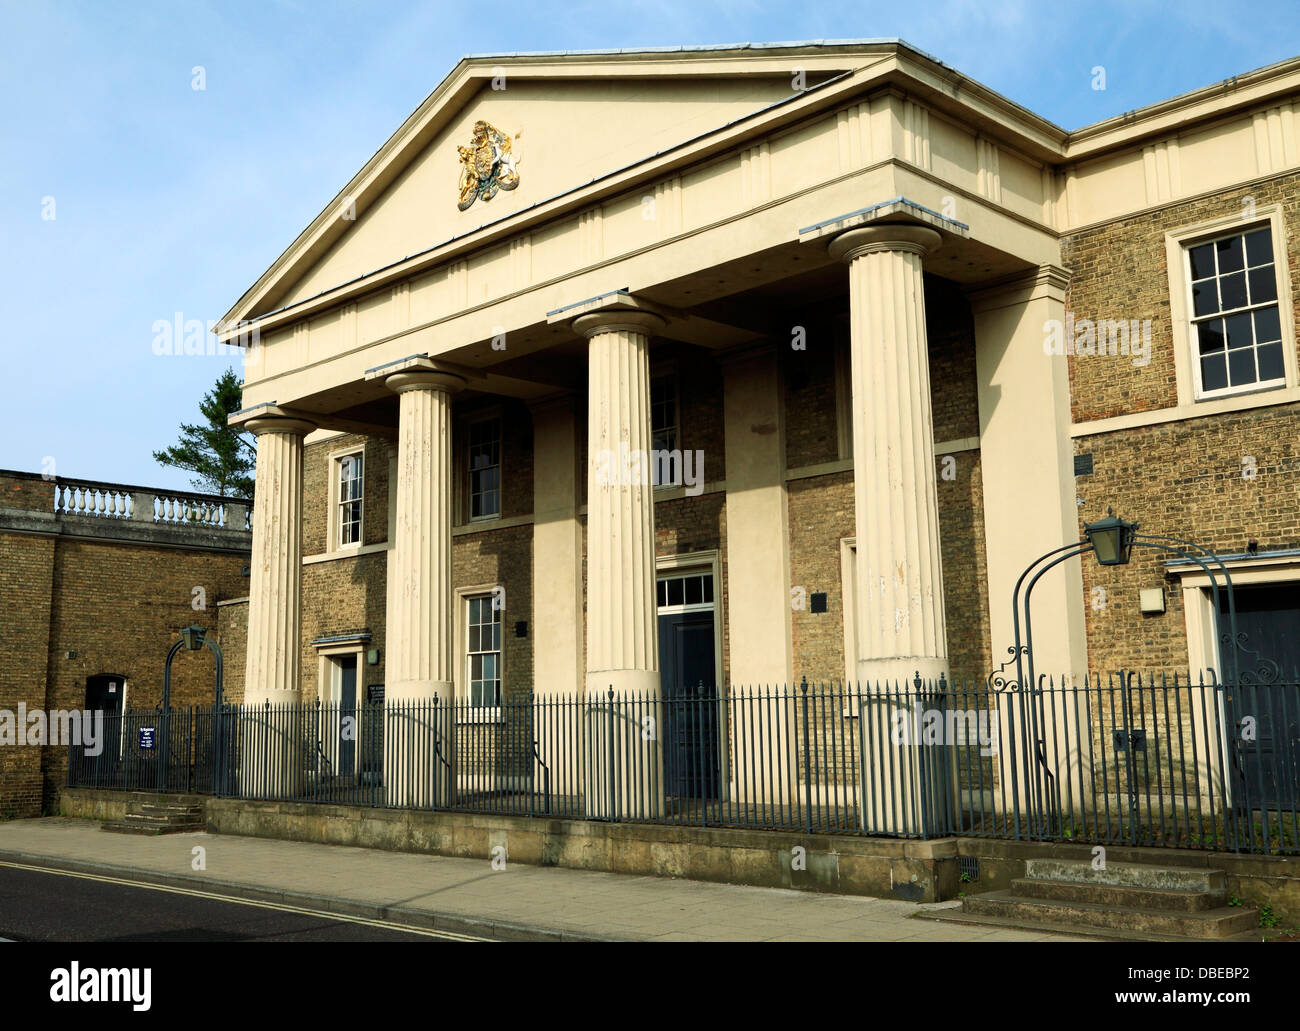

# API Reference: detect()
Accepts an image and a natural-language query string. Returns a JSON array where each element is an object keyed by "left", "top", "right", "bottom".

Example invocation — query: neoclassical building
[{"left": 215, "top": 39, "right": 1300, "bottom": 755}]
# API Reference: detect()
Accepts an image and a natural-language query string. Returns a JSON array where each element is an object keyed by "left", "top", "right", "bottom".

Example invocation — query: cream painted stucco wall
[{"left": 722, "top": 347, "right": 793, "bottom": 685}]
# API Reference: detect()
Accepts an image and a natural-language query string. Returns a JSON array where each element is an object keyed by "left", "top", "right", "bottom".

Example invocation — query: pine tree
[{"left": 153, "top": 368, "right": 255, "bottom": 498}]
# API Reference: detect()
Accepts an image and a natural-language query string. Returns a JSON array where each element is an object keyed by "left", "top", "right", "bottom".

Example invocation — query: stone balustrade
[{"left": 52, "top": 478, "right": 252, "bottom": 532}]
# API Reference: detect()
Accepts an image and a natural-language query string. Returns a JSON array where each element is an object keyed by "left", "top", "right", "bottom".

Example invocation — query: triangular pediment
[{"left": 222, "top": 43, "right": 896, "bottom": 326}]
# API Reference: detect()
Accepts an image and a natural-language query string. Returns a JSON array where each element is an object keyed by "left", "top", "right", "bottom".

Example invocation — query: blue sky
[{"left": 2, "top": 0, "right": 1298, "bottom": 491}]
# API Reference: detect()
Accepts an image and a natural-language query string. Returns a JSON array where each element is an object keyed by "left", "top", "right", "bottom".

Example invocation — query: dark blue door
[
  {"left": 338, "top": 656, "right": 357, "bottom": 779},
  {"left": 1220, "top": 586, "right": 1300, "bottom": 810},
  {"left": 658, "top": 611, "right": 720, "bottom": 799}
]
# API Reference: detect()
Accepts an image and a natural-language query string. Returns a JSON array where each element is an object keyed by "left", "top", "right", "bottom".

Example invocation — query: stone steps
[
  {"left": 934, "top": 856, "right": 1260, "bottom": 942},
  {"left": 101, "top": 797, "right": 204, "bottom": 835},
  {"left": 1024, "top": 858, "right": 1225, "bottom": 892},
  {"left": 1007, "top": 877, "right": 1218, "bottom": 912},
  {"left": 964, "top": 890, "right": 1257, "bottom": 938}
]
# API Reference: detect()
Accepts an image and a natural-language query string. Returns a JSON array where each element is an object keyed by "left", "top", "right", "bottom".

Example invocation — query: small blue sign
[{"left": 139, "top": 727, "right": 156, "bottom": 751}]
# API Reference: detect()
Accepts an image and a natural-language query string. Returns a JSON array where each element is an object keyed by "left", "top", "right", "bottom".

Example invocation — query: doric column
[
  {"left": 243, "top": 415, "right": 314, "bottom": 706},
  {"left": 241, "top": 414, "right": 313, "bottom": 800},
  {"left": 381, "top": 368, "right": 464, "bottom": 806},
  {"left": 554, "top": 302, "right": 666, "bottom": 820},
  {"left": 830, "top": 224, "right": 948, "bottom": 686},
  {"left": 383, "top": 370, "right": 464, "bottom": 702},
  {"left": 574, "top": 308, "right": 665, "bottom": 697}
]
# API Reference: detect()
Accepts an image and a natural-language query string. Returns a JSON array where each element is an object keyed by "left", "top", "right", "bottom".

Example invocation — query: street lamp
[
  {"left": 180, "top": 624, "right": 206, "bottom": 651},
  {"left": 988, "top": 507, "right": 1245, "bottom": 841},
  {"left": 1083, "top": 507, "right": 1139, "bottom": 566}
]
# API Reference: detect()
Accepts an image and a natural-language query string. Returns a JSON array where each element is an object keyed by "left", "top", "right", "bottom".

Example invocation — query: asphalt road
[{"left": 0, "top": 862, "right": 488, "bottom": 942}]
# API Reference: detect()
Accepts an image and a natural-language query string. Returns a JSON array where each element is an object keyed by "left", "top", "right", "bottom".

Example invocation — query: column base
[
  {"left": 385, "top": 678, "right": 454, "bottom": 703},
  {"left": 854, "top": 657, "right": 955, "bottom": 837},
  {"left": 584, "top": 668, "right": 663, "bottom": 819},
  {"left": 237, "top": 691, "right": 303, "bottom": 801},
  {"left": 383, "top": 679, "right": 454, "bottom": 807},
  {"left": 584, "top": 669, "right": 660, "bottom": 697},
  {"left": 855, "top": 656, "right": 949, "bottom": 689}
]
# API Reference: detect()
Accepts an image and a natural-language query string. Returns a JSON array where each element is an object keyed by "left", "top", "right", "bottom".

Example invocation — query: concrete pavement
[{"left": 0, "top": 818, "right": 1088, "bottom": 942}]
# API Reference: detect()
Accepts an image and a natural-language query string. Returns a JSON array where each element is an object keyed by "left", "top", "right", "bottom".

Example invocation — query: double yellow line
[{"left": 0, "top": 860, "right": 490, "bottom": 942}]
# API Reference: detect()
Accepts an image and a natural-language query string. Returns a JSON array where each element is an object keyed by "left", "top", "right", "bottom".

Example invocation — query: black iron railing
[{"left": 65, "top": 673, "right": 1300, "bottom": 855}]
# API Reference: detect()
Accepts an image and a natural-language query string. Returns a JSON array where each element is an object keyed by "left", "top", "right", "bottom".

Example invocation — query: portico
[{"left": 222, "top": 40, "right": 1090, "bottom": 810}]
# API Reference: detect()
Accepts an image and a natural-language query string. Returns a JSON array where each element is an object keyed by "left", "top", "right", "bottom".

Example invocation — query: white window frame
[
  {"left": 1166, "top": 205, "right": 1298, "bottom": 406},
  {"left": 467, "top": 414, "right": 501, "bottom": 522},
  {"left": 455, "top": 584, "right": 503, "bottom": 720},
  {"left": 655, "top": 569, "right": 716, "bottom": 614},
  {"left": 327, "top": 445, "right": 365, "bottom": 552}
]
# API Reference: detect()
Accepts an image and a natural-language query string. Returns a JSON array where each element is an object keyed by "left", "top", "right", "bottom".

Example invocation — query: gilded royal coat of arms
[{"left": 456, "top": 120, "right": 520, "bottom": 211}]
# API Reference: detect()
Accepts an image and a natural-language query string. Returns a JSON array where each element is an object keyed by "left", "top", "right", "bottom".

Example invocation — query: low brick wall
[
  {"left": 59, "top": 788, "right": 207, "bottom": 824},
  {"left": 203, "top": 798, "right": 959, "bottom": 900},
  {"left": 65, "top": 787, "right": 1300, "bottom": 918},
  {"left": 54, "top": 786, "right": 961, "bottom": 900}
]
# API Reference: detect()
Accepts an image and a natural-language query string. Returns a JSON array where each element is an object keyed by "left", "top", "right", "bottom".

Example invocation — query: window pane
[
  {"left": 1216, "top": 234, "right": 1244, "bottom": 273},
  {"left": 668, "top": 577, "right": 684, "bottom": 606},
  {"left": 1254, "top": 306, "right": 1281, "bottom": 345},
  {"left": 1197, "top": 319, "right": 1224, "bottom": 355},
  {"left": 685, "top": 576, "right": 703, "bottom": 605},
  {"left": 1191, "top": 280, "right": 1219, "bottom": 317},
  {"left": 1248, "top": 266, "right": 1277, "bottom": 305},
  {"left": 1201, "top": 353, "right": 1227, "bottom": 392},
  {"left": 1218, "top": 271, "right": 1247, "bottom": 311},
  {"left": 1188, "top": 243, "right": 1216, "bottom": 280},
  {"left": 1225, "top": 312, "right": 1254, "bottom": 349},
  {"left": 1227, "top": 346, "right": 1256, "bottom": 386},
  {"left": 1245, "top": 227, "right": 1273, "bottom": 266},
  {"left": 1258, "top": 342, "right": 1285, "bottom": 382},
  {"left": 703, "top": 575, "right": 714, "bottom": 603},
  {"left": 657, "top": 580, "right": 667, "bottom": 607}
]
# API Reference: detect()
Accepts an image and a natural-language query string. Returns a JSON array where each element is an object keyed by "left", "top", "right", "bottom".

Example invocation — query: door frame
[
  {"left": 315, "top": 639, "right": 367, "bottom": 781},
  {"left": 1173, "top": 555, "right": 1300, "bottom": 809},
  {"left": 1174, "top": 553, "right": 1300, "bottom": 681},
  {"left": 656, "top": 550, "right": 726, "bottom": 795},
  {"left": 84, "top": 673, "right": 129, "bottom": 761}
]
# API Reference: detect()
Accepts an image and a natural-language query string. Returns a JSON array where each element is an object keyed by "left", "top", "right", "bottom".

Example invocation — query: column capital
[
  {"left": 547, "top": 290, "right": 671, "bottom": 339},
  {"left": 384, "top": 370, "right": 467, "bottom": 395},
  {"left": 827, "top": 224, "right": 943, "bottom": 264},
  {"left": 229, "top": 402, "right": 316, "bottom": 436},
  {"left": 572, "top": 309, "right": 666, "bottom": 339},
  {"left": 243, "top": 415, "right": 316, "bottom": 437}
]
